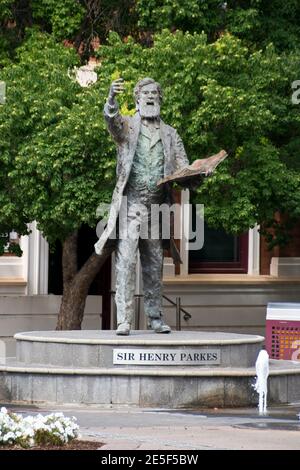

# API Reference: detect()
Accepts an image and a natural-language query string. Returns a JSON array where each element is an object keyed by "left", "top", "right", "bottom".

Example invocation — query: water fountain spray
[{"left": 254, "top": 349, "right": 269, "bottom": 415}]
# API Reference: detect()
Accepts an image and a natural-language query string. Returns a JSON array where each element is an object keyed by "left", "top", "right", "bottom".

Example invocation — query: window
[{"left": 188, "top": 206, "right": 248, "bottom": 274}]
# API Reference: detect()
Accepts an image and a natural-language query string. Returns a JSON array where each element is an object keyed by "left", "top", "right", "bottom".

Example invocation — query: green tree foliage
[
  {"left": 30, "top": 0, "right": 86, "bottom": 41},
  {"left": 136, "top": 0, "right": 224, "bottom": 38},
  {"left": 0, "top": 0, "right": 137, "bottom": 65},
  {"left": 0, "top": 30, "right": 117, "bottom": 328},
  {"left": 95, "top": 30, "right": 300, "bottom": 243},
  {"left": 0, "top": 31, "right": 114, "bottom": 246},
  {"left": 136, "top": 0, "right": 300, "bottom": 51},
  {"left": 3, "top": 29, "right": 299, "bottom": 247},
  {"left": 1, "top": 1, "right": 300, "bottom": 66},
  {"left": 1, "top": 28, "right": 300, "bottom": 253},
  {"left": 0, "top": 6, "right": 300, "bottom": 327}
]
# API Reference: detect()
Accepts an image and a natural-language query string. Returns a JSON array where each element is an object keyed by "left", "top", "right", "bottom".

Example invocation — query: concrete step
[
  {"left": 1, "top": 358, "right": 300, "bottom": 407},
  {"left": 15, "top": 330, "right": 264, "bottom": 368}
]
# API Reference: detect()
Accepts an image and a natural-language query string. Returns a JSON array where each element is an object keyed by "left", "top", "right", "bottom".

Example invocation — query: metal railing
[
  {"left": 162, "top": 294, "right": 192, "bottom": 331},
  {"left": 110, "top": 291, "right": 192, "bottom": 331}
]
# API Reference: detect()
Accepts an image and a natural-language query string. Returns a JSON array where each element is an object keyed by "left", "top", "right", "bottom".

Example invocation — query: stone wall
[
  {"left": 0, "top": 295, "right": 102, "bottom": 356},
  {"left": 161, "top": 277, "right": 300, "bottom": 338}
]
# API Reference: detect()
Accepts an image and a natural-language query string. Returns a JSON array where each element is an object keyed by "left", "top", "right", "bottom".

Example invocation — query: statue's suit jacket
[{"left": 94, "top": 102, "right": 189, "bottom": 263}]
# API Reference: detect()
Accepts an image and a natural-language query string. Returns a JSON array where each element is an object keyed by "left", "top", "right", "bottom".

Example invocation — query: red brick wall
[{"left": 260, "top": 219, "right": 300, "bottom": 275}]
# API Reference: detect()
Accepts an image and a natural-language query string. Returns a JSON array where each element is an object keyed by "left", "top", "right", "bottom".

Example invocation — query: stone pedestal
[{"left": 1, "top": 330, "right": 300, "bottom": 407}]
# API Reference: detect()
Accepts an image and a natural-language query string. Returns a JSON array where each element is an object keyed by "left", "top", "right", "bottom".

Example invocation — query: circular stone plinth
[{"left": 15, "top": 330, "right": 264, "bottom": 368}]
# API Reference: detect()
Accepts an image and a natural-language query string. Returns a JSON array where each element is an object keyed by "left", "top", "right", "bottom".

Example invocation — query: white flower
[
  {"left": 3, "top": 431, "right": 15, "bottom": 440},
  {"left": 0, "top": 410, "right": 79, "bottom": 447}
]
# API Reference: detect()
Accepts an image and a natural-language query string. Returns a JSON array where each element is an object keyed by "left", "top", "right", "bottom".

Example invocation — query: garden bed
[{"left": 0, "top": 439, "right": 103, "bottom": 450}]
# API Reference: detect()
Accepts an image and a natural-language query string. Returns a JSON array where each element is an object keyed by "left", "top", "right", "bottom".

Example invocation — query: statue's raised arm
[{"left": 103, "top": 78, "right": 127, "bottom": 143}]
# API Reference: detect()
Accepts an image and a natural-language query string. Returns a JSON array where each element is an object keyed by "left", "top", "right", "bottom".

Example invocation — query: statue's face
[{"left": 137, "top": 83, "right": 160, "bottom": 119}]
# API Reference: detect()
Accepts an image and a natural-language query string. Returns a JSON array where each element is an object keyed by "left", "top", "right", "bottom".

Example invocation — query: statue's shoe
[
  {"left": 116, "top": 322, "right": 131, "bottom": 336},
  {"left": 148, "top": 318, "right": 171, "bottom": 334}
]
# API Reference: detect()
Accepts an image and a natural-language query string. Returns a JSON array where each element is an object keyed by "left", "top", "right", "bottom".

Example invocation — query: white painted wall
[
  {"left": 22, "top": 221, "right": 49, "bottom": 295},
  {"left": 0, "top": 295, "right": 102, "bottom": 356},
  {"left": 0, "top": 222, "right": 49, "bottom": 295}
]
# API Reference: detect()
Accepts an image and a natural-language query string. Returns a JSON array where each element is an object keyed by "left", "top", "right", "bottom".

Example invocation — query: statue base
[{"left": 0, "top": 330, "right": 300, "bottom": 408}]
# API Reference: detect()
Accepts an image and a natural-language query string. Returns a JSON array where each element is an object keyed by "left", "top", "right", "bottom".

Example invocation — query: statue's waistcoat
[{"left": 128, "top": 123, "right": 164, "bottom": 195}]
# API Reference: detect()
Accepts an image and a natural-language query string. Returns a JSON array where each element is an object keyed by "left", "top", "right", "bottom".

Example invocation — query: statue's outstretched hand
[{"left": 108, "top": 78, "right": 125, "bottom": 105}]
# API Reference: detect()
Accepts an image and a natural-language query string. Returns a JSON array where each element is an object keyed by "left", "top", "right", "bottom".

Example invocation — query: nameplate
[{"left": 113, "top": 348, "right": 221, "bottom": 365}]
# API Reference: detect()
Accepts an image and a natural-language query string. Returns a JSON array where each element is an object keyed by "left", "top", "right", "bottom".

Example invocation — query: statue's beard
[{"left": 138, "top": 102, "right": 160, "bottom": 119}]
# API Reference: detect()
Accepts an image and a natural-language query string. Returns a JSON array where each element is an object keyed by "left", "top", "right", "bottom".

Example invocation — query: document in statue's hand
[{"left": 157, "top": 149, "right": 228, "bottom": 187}]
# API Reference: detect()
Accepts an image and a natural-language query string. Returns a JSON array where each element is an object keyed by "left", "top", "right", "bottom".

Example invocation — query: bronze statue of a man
[{"left": 95, "top": 77, "right": 190, "bottom": 335}]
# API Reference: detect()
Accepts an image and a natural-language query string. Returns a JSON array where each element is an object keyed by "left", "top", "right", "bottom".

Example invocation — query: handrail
[
  {"left": 162, "top": 294, "right": 192, "bottom": 321},
  {"left": 110, "top": 290, "right": 192, "bottom": 331}
]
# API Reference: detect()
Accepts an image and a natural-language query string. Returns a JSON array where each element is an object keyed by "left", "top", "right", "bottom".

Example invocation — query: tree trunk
[{"left": 56, "top": 231, "right": 114, "bottom": 330}]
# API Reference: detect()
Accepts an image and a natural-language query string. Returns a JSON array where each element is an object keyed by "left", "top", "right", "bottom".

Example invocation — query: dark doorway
[{"left": 48, "top": 225, "right": 112, "bottom": 329}]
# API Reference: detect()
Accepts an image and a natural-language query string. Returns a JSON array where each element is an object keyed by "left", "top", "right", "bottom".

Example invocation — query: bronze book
[{"left": 157, "top": 149, "right": 228, "bottom": 187}]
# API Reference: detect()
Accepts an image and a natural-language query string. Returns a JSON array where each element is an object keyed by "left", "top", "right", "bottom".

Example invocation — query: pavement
[{"left": 2, "top": 402, "right": 300, "bottom": 450}]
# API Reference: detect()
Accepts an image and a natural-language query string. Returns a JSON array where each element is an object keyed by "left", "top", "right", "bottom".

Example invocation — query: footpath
[{"left": 5, "top": 403, "right": 300, "bottom": 450}]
